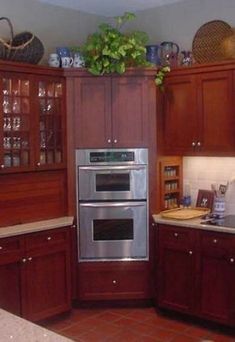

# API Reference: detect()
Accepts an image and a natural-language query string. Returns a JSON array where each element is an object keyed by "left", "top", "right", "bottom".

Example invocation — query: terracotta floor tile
[
  {"left": 170, "top": 334, "right": 199, "bottom": 342},
  {"left": 112, "top": 316, "right": 139, "bottom": 328},
  {"left": 105, "top": 328, "right": 142, "bottom": 342},
  {"left": 95, "top": 310, "right": 123, "bottom": 322},
  {"left": 124, "top": 309, "right": 156, "bottom": 322},
  {"left": 206, "top": 331, "right": 235, "bottom": 342},
  {"left": 148, "top": 327, "right": 178, "bottom": 341},
  {"left": 92, "top": 322, "right": 121, "bottom": 336},
  {"left": 184, "top": 325, "right": 212, "bottom": 339},
  {"left": 78, "top": 329, "right": 110, "bottom": 342}
]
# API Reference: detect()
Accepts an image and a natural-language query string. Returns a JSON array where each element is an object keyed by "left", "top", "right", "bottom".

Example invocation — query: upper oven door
[{"left": 78, "top": 165, "right": 147, "bottom": 201}]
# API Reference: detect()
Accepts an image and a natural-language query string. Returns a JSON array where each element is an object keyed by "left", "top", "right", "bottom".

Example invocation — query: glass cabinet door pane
[
  {"left": 2, "top": 77, "right": 31, "bottom": 169},
  {"left": 38, "top": 80, "right": 63, "bottom": 166}
]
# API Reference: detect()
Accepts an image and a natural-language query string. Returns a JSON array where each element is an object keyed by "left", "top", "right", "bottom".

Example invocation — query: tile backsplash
[{"left": 183, "top": 157, "right": 235, "bottom": 215}]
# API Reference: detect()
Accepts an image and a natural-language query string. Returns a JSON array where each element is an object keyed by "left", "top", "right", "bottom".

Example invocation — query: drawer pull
[
  {"left": 112, "top": 280, "right": 117, "bottom": 284},
  {"left": 22, "top": 258, "right": 27, "bottom": 263},
  {"left": 174, "top": 233, "right": 178, "bottom": 237},
  {"left": 230, "top": 258, "right": 234, "bottom": 263},
  {"left": 0, "top": 246, "right": 2, "bottom": 250},
  {"left": 28, "top": 257, "right": 33, "bottom": 261},
  {"left": 213, "top": 239, "right": 218, "bottom": 244},
  {"left": 47, "top": 236, "right": 52, "bottom": 241},
  {"left": 189, "top": 250, "right": 193, "bottom": 255}
]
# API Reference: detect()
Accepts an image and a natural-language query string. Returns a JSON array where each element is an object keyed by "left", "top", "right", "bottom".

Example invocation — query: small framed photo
[{"left": 196, "top": 189, "right": 214, "bottom": 211}]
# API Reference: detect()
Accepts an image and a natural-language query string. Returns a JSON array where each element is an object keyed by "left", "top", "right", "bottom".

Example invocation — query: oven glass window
[
  {"left": 93, "top": 219, "right": 133, "bottom": 240},
  {"left": 96, "top": 174, "right": 130, "bottom": 192}
]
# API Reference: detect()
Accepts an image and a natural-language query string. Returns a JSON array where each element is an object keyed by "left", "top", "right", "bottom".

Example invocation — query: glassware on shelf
[
  {"left": 3, "top": 137, "right": 11, "bottom": 149},
  {"left": 4, "top": 154, "right": 11, "bottom": 167},
  {"left": 3, "top": 96, "right": 11, "bottom": 113},
  {"left": 12, "top": 97, "right": 20, "bottom": 113},
  {"left": 12, "top": 137, "right": 21, "bottom": 149},
  {"left": 4, "top": 117, "right": 11, "bottom": 131},
  {"left": 12, "top": 116, "right": 21, "bottom": 131},
  {"left": 21, "top": 80, "right": 29, "bottom": 96},
  {"left": 3, "top": 79, "right": 11, "bottom": 95},
  {"left": 38, "top": 82, "right": 46, "bottom": 97},
  {"left": 55, "top": 83, "right": 62, "bottom": 97},
  {"left": 13, "top": 154, "right": 20, "bottom": 167}
]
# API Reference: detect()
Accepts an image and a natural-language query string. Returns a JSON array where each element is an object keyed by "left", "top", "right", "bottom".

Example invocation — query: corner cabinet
[
  {"left": 0, "top": 62, "right": 66, "bottom": 173},
  {"left": 156, "top": 223, "right": 235, "bottom": 327},
  {"left": 0, "top": 227, "right": 71, "bottom": 321},
  {"left": 161, "top": 61, "right": 235, "bottom": 156},
  {"left": 66, "top": 69, "right": 156, "bottom": 148}
]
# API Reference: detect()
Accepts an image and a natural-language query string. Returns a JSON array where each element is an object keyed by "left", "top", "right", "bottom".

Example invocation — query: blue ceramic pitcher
[
  {"left": 145, "top": 45, "right": 161, "bottom": 65},
  {"left": 160, "top": 41, "right": 180, "bottom": 65}
]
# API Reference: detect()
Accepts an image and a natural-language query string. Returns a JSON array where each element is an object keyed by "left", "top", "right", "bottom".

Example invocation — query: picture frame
[{"left": 196, "top": 189, "right": 214, "bottom": 211}]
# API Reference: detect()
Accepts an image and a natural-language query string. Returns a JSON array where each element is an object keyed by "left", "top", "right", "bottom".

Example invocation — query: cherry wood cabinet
[
  {"left": 0, "top": 62, "right": 66, "bottom": 173},
  {"left": 78, "top": 261, "right": 152, "bottom": 301},
  {"left": 156, "top": 223, "right": 235, "bottom": 326},
  {"left": 0, "top": 227, "right": 71, "bottom": 321},
  {"left": 157, "top": 225, "right": 198, "bottom": 313},
  {"left": 161, "top": 62, "right": 235, "bottom": 156},
  {"left": 66, "top": 69, "right": 156, "bottom": 149},
  {"left": 198, "top": 231, "right": 235, "bottom": 326}
]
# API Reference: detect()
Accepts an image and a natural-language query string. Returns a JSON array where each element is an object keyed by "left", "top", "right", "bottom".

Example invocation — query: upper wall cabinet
[
  {"left": 70, "top": 70, "right": 156, "bottom": 149},
  {"left": 161, "top": 62, "right": 235, "bottom": 156},
  {"left": 0, "top": 63, "right": 66, "bottom": 173}
]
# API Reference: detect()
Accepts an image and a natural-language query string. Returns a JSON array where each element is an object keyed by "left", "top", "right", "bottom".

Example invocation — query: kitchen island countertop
[
  {"left": 0, "top": 308, "right": 74, "bottom": 342},
  {"left": 153, "top": 214, "right": 235, "bottom": 234}
]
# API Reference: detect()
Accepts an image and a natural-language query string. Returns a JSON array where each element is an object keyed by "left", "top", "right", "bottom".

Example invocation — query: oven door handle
[
  {"left": 79, "top": 165, "right": 146, "bottom": 171},
  {"left": 80, "top": 202, "right": 146, "bottom": 208}
]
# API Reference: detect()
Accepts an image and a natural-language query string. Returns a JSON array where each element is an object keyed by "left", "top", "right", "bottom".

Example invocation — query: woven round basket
[
  {"left": 192, "top": 20, "right": 233, "bottom": 63},
  {"left": 221, "top": 28, "right": 235, "bottom": 59},
  {"left": 0, "top": 17, "right": 44, "bottom": 64}
]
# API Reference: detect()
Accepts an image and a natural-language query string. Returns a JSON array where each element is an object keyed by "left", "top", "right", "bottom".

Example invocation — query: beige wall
[{"left": 0, "top": 0, "right": 104, "bottom": 64}]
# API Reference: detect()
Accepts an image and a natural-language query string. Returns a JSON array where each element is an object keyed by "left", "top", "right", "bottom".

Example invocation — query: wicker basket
[{"left": 0, "top": 17, "right": 44, "bottom": 64}]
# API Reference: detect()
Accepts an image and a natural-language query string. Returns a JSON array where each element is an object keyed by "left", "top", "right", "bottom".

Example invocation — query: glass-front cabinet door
[
  {"left": 0, "top": 72, "right": 65, "bottom": 172},
  {"left": 37, "top": 77, "right": 65, "bottom": 169},
  {"left": 1, "top": 75, "right": 33, "bottom": 171}
]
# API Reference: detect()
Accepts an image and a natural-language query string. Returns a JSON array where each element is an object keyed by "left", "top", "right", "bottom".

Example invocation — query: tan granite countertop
[
  {"left": 0, "top": 216, "right": 74, "bottom": 238},
  {"left": 153, "top": 214, "right": 235, "bottom": 234},
  {"left": 0, "top": 308, "right": 74, "bottom": 342}
]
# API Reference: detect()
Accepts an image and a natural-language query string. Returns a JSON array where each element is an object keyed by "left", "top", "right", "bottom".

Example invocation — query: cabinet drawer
[
  {"left": 0, "top": 236, "right": 22, "bottom": 254},
  {"left": 25, "top": 228, "right": 69, "bottom": 251},
  {"left": 158, "top": 225, "right": 195, "bottom": 247},
  {"left": 201, "top": 231, "right": 235, "bottom": 254}
]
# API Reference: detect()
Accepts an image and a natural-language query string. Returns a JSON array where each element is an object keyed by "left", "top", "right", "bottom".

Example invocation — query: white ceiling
[{"left": 38, "top": 0, "right": 186, "bottom": 17}]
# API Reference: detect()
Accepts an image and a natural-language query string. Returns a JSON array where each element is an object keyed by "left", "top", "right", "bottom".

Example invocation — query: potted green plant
[
  {"left": 154, "top": 66, "right": 171, "bottom": 91},
  {"left": 80, "top": 12, "right": 150, "bottom": 75}
]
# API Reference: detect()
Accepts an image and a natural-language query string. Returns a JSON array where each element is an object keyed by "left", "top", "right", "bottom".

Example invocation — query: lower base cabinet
[
  {"left": 78, "top": 262, "right": 152, "bottom": 301},
  {"left": 157, "top": 224, "right": 235, "bottom": 327},
  {"left": 0, "top": 227, "right": 71, "bottom": 321}
]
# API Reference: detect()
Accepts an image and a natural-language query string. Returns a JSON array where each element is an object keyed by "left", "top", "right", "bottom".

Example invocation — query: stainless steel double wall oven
[{"left": 76, "top": 148, "right": 148, "bottom": 261}]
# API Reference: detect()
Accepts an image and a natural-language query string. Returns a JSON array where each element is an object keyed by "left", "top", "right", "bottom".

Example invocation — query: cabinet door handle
[
  {"left": 174, "top": 232, "right": 178, "bottom": 237},
  {"left": 112, "top": 280, "right": 117, "bottom": 284},
  {"left": 28, "top": 257, "right": 33, "bottom": 261},
  {"left": 22, "top": 258, "right": 27, "bottom": 263},
  {"left": 113, "top": 139, "right": 118, "bottom": 144},
  {"left": 107, "top": 139, "right": 111, "bottom": 144},
  {"left": 189, "top": 250, "right": 193, "bottom": 255},
  {"left": 192, "top": 141, "right": 196, "bottom": 147},
  {"left": 36, "top": 162, "right": 41, "bottom": 167},
  {"left": 213, "top": 239, "right": 218, "bottom": 244},
  {"left": 47, "top": 236, "right": 52, "bottom": 241},
  {"left": 0, "top": 246, "right": 2, "bottom": 250},
  {"left": 0, "top": 164, "right": 4, "bottom": 169},
  {"left": 197, "top": 141, "right": 201, "bottom": 147},
  {"left": 230, "top": 258, "right": 234, "bottom": 263}
]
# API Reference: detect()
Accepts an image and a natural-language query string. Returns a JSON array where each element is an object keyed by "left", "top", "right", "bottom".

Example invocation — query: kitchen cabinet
[
  {"left": 78, "top": 261, "right": 152, "bottom": 301},
  {"left": 199, "top": 230, "right": 235, "bottom": 325},
  {"left": 72, "top": 70, "right": 155, "bottom": 148},
  {"left": 156, "top": 223, "right": 235, "bottom": 326},
  {"left": 161, "top": 62, "right": 235, "bottom": 155},
  {"left": 0, "top": 227, "right": 71, "bottom": 321},
  {"left": 157, "top": 225, "right": 198, "bottom": 313},
  {"left": 0, "top": 62, "right": 66, "bottom": 173}
]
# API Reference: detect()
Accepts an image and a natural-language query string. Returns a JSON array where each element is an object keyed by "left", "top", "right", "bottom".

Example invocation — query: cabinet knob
[
  {"left": 174, "top": 232, "right": 178, "bottom": 237},
  {"left": 192, "top": 141, "right": 196, "bottom": 147},
  {"left": 189, "top": 250, "right": 193, "bottom": 255},
  {"left": 152, "top": 223, "right": 155, "bottom": 227},
  {"left": 197, "top": 141, "right": 201, "bottom": 147},
  {"left": 230, "top": 258, "right": 234, "bottom": 263},
  {"left": 36, "top": 162, "right": 41, "bottom": 167},
  {"left": 0, "top": 246, "right": 2, "bottom": 250},
  {"left": 112, "top": 280, "right": 117, "bottom": 284},
  {"left": 72, "top": 225, "right": 76, "bottom": 229},
  {"left": 213, "top": 239, "right": 218, "bottom": 244},
  {"left": 47, "top": 236, "right": 52, "bottom": 241},
  {"left": 22, "top": 258, "right": 27, "bottom": 263},
  {"left": 0, "top": 164, "right": 5, "bottom": 169},
  {"left": 113, "top": 139, "right": 118, "bottom": 144},
  {"left": 107, "top": 139, "right": 111, "bottom": 144},
  {"left": 28, "top": 257, "right": 33, "bottom": 261}
]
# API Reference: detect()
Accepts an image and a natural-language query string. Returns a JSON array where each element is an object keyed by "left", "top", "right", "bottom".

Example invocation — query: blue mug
[
  {"left": 145, "top": 45, "right": 161, "bottom": 65},
  {"left": 56, "top": 47, "right": 71, "bottom": 58}
]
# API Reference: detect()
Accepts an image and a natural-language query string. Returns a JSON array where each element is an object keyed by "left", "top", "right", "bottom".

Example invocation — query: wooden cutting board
[{"left": 160, "top": 207, "right": 210, "bottom": 220}]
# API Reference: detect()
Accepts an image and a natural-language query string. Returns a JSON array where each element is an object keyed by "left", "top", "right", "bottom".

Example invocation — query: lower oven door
[{"left": 78, "top": 201, "right": 148, "bottom": 261}]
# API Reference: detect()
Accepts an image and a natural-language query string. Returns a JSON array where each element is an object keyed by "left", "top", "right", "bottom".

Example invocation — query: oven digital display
[
  {"left": 96, "top": 174, "right": 130, "bottom": 192},
  {"left": 93, "top": 219, "right": 134, "bottom": 241},
  {"left": 90, "top": 152, "right": 135, "bottom": 163}
]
